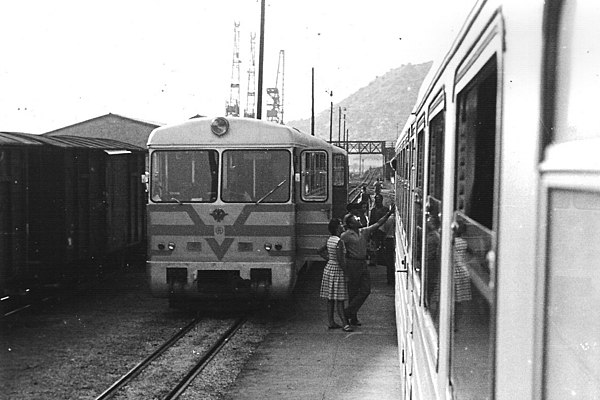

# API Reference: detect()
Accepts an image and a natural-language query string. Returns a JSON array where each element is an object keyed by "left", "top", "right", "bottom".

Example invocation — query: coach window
[
  {"left": 451, "top": 56, "right": 497, "bottom": 400},
  {"left": 413, "top": 128, "right": 425, "bottom": 277},
  {"left": 150, "top": 150, "right": 218, "bottom": 203},
  {"left": 222, "top": 149, "right": 291, "bottom": 203},
  {"left": 424, "top": 110, "right": 444, "bottom": 333},
  {"left": 301, "top": 150, "right": 328, "bottom": 201}
]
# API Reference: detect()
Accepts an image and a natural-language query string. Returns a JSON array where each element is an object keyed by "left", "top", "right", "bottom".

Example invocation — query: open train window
[
  {"left": 451, "top": 55, "right": 498, "bottom": 400},
  {"left": 301, "top": 150, "right": 328, "bottom": 202},
  {"left": 150, "top": 150, "right": 218, "bottom": 203},
  {"left": 424, "top": 110, "right": 445, "bottom": 335}
]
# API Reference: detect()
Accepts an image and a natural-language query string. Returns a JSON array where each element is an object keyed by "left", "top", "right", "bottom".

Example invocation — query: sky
[{"left": 0, "top": 0, "right": 476, "bottom": 134}]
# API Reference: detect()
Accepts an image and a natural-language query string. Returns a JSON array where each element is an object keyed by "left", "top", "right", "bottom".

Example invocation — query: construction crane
[
  {"left": 244, "top": 33, "right": 256, "bottom": 118},
  {"left": 267, "top": 50, "right": 285, "bottom": 124},
  {"left": 225, "top": 22, "right": 241, "bottom": 117}
]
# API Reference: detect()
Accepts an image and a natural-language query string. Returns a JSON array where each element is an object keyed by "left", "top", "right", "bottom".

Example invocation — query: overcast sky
[{"left": 1, "top": 0, "right": 475, "bottom": 134}]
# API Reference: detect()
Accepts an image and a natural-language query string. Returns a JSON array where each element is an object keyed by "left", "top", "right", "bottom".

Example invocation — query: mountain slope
[{"left": 287, "top": 61, "right": 432, "bottom": 143}]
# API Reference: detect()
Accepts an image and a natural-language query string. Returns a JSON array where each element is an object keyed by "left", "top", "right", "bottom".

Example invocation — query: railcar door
[{"left": 295, "top": 149, "right": 330, "bottom": 264}]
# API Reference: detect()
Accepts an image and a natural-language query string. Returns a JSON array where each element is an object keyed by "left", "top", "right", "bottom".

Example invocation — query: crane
[
  {"left": 225, "top": 22, "right": 241, "bottom": 117},
  {"left": 266, "top": 50, "right": 285, "bottom": 124},
  {"left": 244, "top": 33, "right": 256, "bottom": 118}
]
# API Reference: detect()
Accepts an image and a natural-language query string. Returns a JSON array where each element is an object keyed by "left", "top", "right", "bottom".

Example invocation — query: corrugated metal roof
[
  {"left": 0, "top": 132, "right": 144, "bottom": 152},
  {"left": 0, "top": 131, "right": 57, "bottom": 146},
  {"left": 48, "top": 135, "right": 144, "bottom": 151}
]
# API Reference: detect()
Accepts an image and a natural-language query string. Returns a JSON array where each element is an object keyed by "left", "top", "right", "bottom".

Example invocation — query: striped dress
[
  {"left": 453, "top": 237, "right": 473, "bottom": 303},
  {"left": 430, "top": 235, "right": 472, "bottom": 303},
  {"left": 320, "top": 236, "right": 349, "bottom": 300}
]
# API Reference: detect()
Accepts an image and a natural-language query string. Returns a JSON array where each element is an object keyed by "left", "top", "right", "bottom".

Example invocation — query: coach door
[
  {"left": 536, "top": 5, "right": 600, "bottom": 397},
  {"left": 296, "top": 149, "right": 330, "bottom": 263}
]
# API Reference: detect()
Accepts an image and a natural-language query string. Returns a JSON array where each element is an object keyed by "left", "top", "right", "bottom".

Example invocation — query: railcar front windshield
[
  {"left": 222, "top": 149, "right": 290, "bottom": 203},
  {"left": 151, "top": 150, "right": 218, "bottom": 203}
]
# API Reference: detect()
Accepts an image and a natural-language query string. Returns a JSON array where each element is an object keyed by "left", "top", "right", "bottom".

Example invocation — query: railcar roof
[{"left": 147, "top": 117, "right": 332, "bottom": 149}]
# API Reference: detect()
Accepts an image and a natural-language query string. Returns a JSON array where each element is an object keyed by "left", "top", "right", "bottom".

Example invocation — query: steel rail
[
  {"left": 163, "top": 316, "right": 247, "bottom": 400},
  {"left": 94, "top": 317, "right": 202, "bottom": 400}
]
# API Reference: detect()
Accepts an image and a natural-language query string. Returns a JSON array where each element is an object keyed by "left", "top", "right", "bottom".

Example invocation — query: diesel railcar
[
  {"left": 0, "top": 132, "right": 146, "bottom": 296},
  {"left": 392, "top": 1, "right": 600, "bottom": 399},
  {"left": 146, "top": 117, "right": 348, "bottom": 301}
]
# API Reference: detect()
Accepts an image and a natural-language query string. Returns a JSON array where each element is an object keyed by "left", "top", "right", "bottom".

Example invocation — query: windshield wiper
[{"left": 255, "top": 179, "right": 287, "bottom": 205}]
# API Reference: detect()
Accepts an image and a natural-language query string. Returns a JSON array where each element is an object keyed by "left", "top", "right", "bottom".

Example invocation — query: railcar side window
[
  {"left": 333, "top": 154, "right": 346, "bottom": 187},
  {"left": 554, "top": 2, "right": 600, "bottom": 143},
  {"left": 222, "top": 149, "right": 291, "bottom": 203},
  {"left": 301, "top": 151, "right": 328, "bottom": 201},
  {"left": 150, "top": 150, "right": 218, "bottom": 203}
]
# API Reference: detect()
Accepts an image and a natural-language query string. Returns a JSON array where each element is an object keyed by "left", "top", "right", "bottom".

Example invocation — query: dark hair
[{"left": 328, "top": 218, "right": 342, "bottom": 235}]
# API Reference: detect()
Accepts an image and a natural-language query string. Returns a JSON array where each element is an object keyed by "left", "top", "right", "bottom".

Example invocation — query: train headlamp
[{"left": 210, "top": 117, "right": 230, "bottom": 136}]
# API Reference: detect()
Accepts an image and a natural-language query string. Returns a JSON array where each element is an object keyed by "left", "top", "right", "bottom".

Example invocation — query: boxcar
[{"left": 0, "top": 132, "right": 146, "bottom": 295}]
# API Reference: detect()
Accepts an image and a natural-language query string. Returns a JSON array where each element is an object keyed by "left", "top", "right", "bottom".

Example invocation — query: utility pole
[
  {"left": 329, "top": 91, "right": 333, "bottom": 142},
  {"left": 338, "top": 106, "right": 341, "bottom": 142},
  {"left": 311, "top": 67, "right": 315, "bottom": 136},
  {"left": 226, "top": 22, "right": 241, "bottom": 117},
  {"left": 244, "top": 33, "right": 256, "bottom": 118},
  {"left": 257, "top": 0, "right": 265, "bottom": 119}
]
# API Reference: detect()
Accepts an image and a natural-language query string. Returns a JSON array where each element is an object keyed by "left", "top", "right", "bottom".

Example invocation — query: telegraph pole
[
  {"left": 338, "top": 106, "right": 341, "bottom": 142},
  {"left": 311, "top": 67, "right": 315, "bottom": 136},
  {"left": 257, "top": 0, "right": 266, "bottom": 119},
  {"left": 329, "top": 91, "right": 333, "bottom": 142}
]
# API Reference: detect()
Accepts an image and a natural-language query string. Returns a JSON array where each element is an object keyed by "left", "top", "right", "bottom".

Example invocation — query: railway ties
[{"left": 95, "top": 316, "right": 246, "bottom": 400}]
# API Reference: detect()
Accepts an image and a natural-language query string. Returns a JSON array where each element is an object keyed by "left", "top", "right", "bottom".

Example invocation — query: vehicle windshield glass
[
  {"left": 150, "top": 150, "right": 218, "bottom": 203},
  {"left": 222, "top": 149, "right": 290, "bottom": 203}
]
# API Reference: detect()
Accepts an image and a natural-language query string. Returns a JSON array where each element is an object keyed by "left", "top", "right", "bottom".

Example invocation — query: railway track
[{"left": 95, "top": 316, "right": 246, "bottom": 400}]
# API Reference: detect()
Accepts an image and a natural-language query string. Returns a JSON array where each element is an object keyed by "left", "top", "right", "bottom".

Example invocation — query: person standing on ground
[
  {"left": 380, "top": 210, "right": 396, "bottom": 285},
  {"left": 374, "top": 178, "right": 382, "bottom": 195},
  {"left": 319, "top": 218, "right": 353, "bottom": 332},
  {"left": 341, "top": 203, "right": 395, "bottom": 326},
  {"left": 360, "top": 185, "right": 371, "bottom": 210},
  {"left": 369, "top": 194, "right": 388, "bottom": 265}
]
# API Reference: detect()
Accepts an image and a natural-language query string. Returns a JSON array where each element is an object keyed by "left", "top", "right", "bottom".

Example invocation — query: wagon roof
[
  {"left": 0, "top": 131, "right": 57, "bottom": 146},
  {"left": 47, "top": 135, "right": 145, "bottom": 151},
  {"left": 0, "top": 131, "right": 144, "bottom": 152}
]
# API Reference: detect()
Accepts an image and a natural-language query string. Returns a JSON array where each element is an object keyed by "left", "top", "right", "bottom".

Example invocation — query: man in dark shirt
[{"left": 341, "top": 203, "right": 395, "bottom": 325}]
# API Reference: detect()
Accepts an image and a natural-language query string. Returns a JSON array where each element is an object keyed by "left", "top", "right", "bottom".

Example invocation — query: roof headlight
[{"left": 210, "top": 117, "right": 230, "bottom": 136}]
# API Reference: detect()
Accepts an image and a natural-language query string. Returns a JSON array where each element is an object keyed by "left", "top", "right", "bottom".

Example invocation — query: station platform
[{"left": 224, "top": 261, "right": 402, "bottom": 399}]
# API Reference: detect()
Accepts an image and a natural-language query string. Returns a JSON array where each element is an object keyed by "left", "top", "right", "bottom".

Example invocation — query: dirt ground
[{"left": 0, "top": 266, "right": 273, "bottom": 400}]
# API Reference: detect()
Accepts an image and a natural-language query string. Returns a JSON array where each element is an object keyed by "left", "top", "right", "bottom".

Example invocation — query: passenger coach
[
  {"left": 392, "top": 0, "right": 600, "bottom": 399},
  {"left": 147, "top": 117, "right": 348, "bottom": 302}
]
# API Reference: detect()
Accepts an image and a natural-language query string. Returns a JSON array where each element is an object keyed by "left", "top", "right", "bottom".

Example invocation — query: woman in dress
[{"left": 319, "top": 218, "right": 353, "bottom": 332}]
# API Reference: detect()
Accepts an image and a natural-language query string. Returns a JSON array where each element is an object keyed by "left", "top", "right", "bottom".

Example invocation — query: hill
[{"left": 287, "top": 61, "right": 433, "bottom": 143}]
